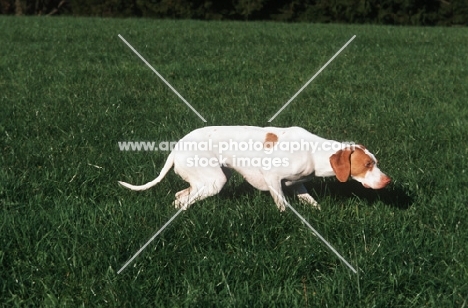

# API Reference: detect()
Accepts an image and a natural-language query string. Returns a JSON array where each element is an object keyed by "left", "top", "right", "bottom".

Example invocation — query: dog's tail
[{"left": 118, "top": 151, "right": 175, "bottom": 191}]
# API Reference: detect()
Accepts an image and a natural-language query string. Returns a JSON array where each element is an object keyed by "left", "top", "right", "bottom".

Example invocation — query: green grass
[{"left": 1, "top": 16, "right": 467, "bottom": 306}]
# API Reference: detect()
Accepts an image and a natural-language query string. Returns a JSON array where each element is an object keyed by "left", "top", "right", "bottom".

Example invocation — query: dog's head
[{"left": 329, "top": 145, "right": 391, "bottom": 189}]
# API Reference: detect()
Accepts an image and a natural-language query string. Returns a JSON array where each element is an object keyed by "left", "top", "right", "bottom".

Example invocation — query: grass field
[{"left": 1, "top": 16, "right": 467, "bottom": 306}]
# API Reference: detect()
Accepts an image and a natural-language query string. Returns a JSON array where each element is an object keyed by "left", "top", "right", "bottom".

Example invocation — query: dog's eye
[{"left": 365, "top": 161, "right": 374, "bottom": 168}]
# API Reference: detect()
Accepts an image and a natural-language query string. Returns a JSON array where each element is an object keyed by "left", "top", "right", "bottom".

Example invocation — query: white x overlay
[
  {"left": 118, "top": 34, "right": 207, "bottom": 122},
  {"left": 117, "top": 186, "right": 206, "bottom": 274},
  {"left": 117, "top": 34, "right": 357, "bottom": 274},
  {"left": 268, "top": 35, "right": 356, "bottom": 122},
  {"left": 269, "top": 186, "right": 358, "bottom": 274}
]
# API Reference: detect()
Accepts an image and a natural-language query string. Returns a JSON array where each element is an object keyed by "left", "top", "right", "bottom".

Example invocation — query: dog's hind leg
[
  {"left": 174, "top": 187, "right": 191, "bottom": 202},
  {"left": 173, "top": 187, "right": 192, "bottom": 209},
  {"left": 173, "top": 166, "right": 229, "bottom": 209}
]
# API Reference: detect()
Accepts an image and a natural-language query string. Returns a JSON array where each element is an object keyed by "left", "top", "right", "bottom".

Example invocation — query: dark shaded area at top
[{"left": 2, "top": 0, "right": 468, "bottom": 27}]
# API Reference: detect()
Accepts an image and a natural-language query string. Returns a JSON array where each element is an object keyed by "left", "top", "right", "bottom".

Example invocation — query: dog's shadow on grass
[
  {"left": 305, "top": 180, "right": 414, "bottom": 210},
  {"left": 224, "top": 179, "right": 413, "bottom": 210}
]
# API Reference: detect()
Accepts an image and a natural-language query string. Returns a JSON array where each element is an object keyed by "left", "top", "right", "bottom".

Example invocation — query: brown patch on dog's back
[{"left": 264, "top": 132, "right": 278, "bottom": 149}]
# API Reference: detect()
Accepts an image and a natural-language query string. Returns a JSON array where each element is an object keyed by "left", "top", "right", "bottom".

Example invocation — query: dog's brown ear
[{"left": 330, "top": 149, "right": 353, "bottom": 182}]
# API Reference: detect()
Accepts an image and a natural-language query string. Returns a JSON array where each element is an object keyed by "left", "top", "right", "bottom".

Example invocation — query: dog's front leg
[
  {"left": 289, "top": 183, "right": 321, "bottom": 210},
  {"left": 267, "top": 180, "right": 288, "bottom": 212}
]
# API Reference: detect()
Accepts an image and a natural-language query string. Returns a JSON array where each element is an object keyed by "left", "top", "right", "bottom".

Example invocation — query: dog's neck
[{"left": 312, "top": 140, "right": 344, "bottom": 178}]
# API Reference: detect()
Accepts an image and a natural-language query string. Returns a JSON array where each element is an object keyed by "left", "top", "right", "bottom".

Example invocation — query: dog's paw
[
  {"left": 277, "top": 204, "right": 286, "bottom": 212},
  {"left": 306, "top": 199, "right": 321, "bottom": 210},
  {"left": 173, "top": 199, "right": 189, "bottom": 210},
  {"left": 297, "top": 194, "right": 321, "bottom": 210},
  {"left": 173, "top": 200, "right": 182, "bottom": 209},
  {"left": 312, "top": 202, "right": 321, "bottom": 210}
]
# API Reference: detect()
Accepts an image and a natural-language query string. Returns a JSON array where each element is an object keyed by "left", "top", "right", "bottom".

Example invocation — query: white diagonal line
[
  {"left": 269, "top": 186, "right": 358, "bottom": 274},
  {"left": 117, "top": 186, "right": 206, "bottom": 274},
  {"left": 268, "top": 35, "right": 356, "bottom": 122},
  {"left": 118, "top": 34, "right": 207, "bottom": 123}
]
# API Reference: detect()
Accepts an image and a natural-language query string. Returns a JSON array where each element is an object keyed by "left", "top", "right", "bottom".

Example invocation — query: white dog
[{"left": 119, "top": 126, "right": 391, "bottom": 211}]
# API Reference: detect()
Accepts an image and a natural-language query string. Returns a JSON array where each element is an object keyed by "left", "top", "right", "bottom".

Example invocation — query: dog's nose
[{"left": 381, "top": 175, "right": 391, "bottom": 186}]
